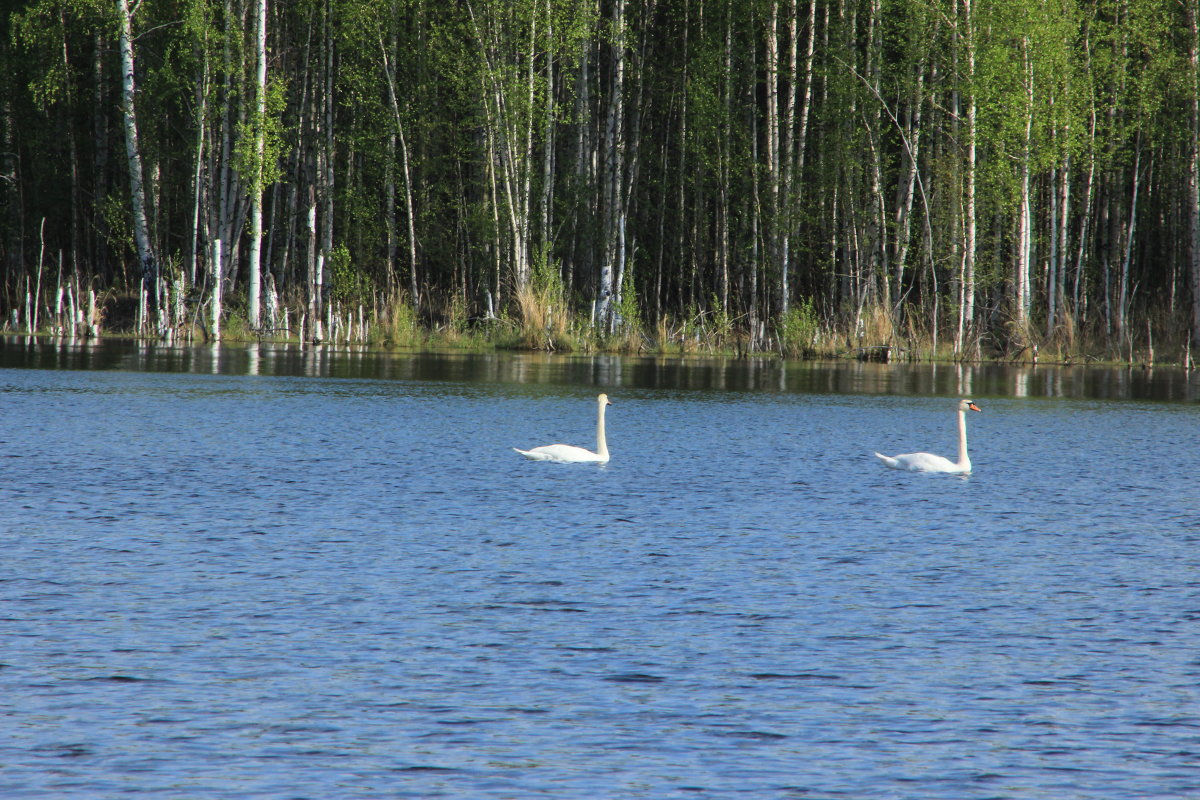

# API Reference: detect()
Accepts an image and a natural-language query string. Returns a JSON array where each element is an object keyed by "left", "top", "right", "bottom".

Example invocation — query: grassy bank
[{"left": 6, "top": 284, "right": 1194, "bottom": 369}]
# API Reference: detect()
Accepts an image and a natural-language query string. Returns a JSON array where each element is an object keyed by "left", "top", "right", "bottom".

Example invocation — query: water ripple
[{"left": 2, "top": 363, "right": 1198, "bottom": 798}]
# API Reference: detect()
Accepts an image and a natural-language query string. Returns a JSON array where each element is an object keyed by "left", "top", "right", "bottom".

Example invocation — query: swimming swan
[
  {"left": 514, "top": 393, "right": 612, "bottom": 464},
  {"left": 874, "top": 399, "right": 981, "bottom": 474}
]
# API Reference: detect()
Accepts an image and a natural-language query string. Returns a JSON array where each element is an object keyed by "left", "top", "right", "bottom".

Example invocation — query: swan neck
[
  {"left": 595, "top": 400, "right": 608, "bottom": 457},
  {"left": 956, "top": 406, "right": 969, "bottom": 467}
]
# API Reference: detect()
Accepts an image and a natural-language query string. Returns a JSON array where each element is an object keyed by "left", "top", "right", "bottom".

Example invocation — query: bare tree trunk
[
  {"left": 614, "top": 0, "right": 651, "bottom": 328},
  {"left": 378, "top": 31, "right": 421, "bottom": 308},
  {"left": 718, "top": 1, "right": 732, "bottom": 314},
  {"left": 1054, "top": 154, "right": 1069, "bottom": 331},
  {"left": 1074, "top": 113, "right": 1096, "bottom": 319},
  {"left": 91, "top": 31, "right": 111, "bottom": 286},
  {"left": 1014, "top": 36, "right": 1034, "bottom": 334},
  {"left": 211, "top": 0, "right": 248, "bottom": 311},
  {"left": 1189, "top": 0, "right": 1200, "bottom": 350},
  {"left": 321, "top": 0, "right": 334, "bottom": 310},
  {"left": 384, "top": 132, "right": 397, "bottom": 296},
  {"left": 955, "top": 0, "right": 977, "bottom": 356},
  {"left": 539, "top": 0, "right": 555, "bottom": 259},
  {"left": 597, "top": 0, "right": 625, "bottom": 331},
  {"left": 892, "top": 51, "right": 926, "bottom": 322},
  {"left": 246, "top": 0, "right": 268, "bottom": 329},
  {"left": 116, "top": 0, "right": 157, "bottom": 319},
  {"left": 189, "top": 19, "right": 210, "bottom": 290},
  {"left": 57, "top": 12, "right": 82, "bottom": 290},
  {"left": 863, "top": 0, "right": 887, "bottom": 313},
  {"left": 568, "top": 10, "right": 596, "bottom": 304},
  {"left": 778, "top": 0, "right": 802, "bottom": 319},
  {"left": 669, "top": 0, "right": 690, "bottom": 316},
  {"left": 1117, "top": 138, "right": 1142, "bottom": 344},
  {"left": 306, "top": 187, "right": 320, "bottom": 342},
  {"left": 765, "top": 0, "right": 781, "bottom": 320}
]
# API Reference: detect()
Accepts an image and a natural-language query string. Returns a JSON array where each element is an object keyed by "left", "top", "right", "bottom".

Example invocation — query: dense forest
[{"left": 2, "top": 0, "right": 1199, "bottom": 361}]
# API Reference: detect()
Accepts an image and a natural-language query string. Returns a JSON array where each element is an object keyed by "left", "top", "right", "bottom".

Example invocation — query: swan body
[
  {"left": 514, "top": 394, "right": 612, "bottom": 464},
  {"left": 875, "top": 399, "right": 981, "bottom": 474}
]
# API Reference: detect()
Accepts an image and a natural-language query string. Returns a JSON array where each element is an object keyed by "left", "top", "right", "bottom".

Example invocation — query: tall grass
[
  {"left": 511, "top": 251, "right": 575, "bottom": 350},
  {"left": 67, "top": 265, "right": 1200, "bottom": 366},
  {"left": 371, "top": 295, "right": 422, "bottom": 348}
]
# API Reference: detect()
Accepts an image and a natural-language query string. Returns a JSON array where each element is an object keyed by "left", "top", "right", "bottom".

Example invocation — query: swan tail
[{"left": 874, "top": 452, "right": 901, "bottom": 469}]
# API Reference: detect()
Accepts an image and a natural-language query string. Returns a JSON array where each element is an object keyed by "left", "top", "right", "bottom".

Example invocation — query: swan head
[
  {"left": 598, "top": 393, "right": 612, "bottom": 406},
  {"left": 959, "top": 399, "right": 981, "bottom": 412}
]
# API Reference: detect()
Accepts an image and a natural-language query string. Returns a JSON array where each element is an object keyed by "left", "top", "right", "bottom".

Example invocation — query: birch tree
[
  {"left": 955, "top": 0, "right": 978, "bottom": 355},
  {"left": 245, "top": 0, "right": 267, "bottom": 329},
  {"left": 116, "top": 0, "right": 158, "bottom": 319},
  {"left": 595, "top": 0, "right": 624, "bottom": 330},
  {"left": 1189, "top": 0, "right": 1200, "bottom": 351}
]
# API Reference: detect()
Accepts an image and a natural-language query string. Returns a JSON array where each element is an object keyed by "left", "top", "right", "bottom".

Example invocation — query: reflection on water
[{"left": 2, "top": 334, "right": 1199, "bottom": 401}]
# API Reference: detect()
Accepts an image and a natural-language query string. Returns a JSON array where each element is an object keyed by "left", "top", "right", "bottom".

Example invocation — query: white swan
[
  {"left": 514, "top": 393, "right": 612, "bottom": 464},
  {"left": 874, "top": 399, "right": 981, "bottom": 474}
]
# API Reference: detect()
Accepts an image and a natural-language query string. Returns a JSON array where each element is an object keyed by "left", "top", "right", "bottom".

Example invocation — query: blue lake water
[{"left": 2, "top": 337, "right": 1199, "bottom": 798}]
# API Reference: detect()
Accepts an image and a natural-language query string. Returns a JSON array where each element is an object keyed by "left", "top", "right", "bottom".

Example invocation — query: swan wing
[
  {"left": 877, "top": 451, "right": 965, "bottom": 473},
  {"left": 514, "top": 444, "right": 607, "bottom": 464}
]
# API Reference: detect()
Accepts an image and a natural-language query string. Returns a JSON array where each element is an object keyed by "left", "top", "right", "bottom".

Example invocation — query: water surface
[{"left": 2, "top": 337, "right": 1198, "bottom": 799}]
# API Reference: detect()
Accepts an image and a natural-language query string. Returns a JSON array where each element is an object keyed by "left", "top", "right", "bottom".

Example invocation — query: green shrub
[{"left": 778, "top": 299, "right": 819, "bottom": 357}]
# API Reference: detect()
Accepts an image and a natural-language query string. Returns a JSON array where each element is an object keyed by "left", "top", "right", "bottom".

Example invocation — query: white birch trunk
[
  {"left": 765, "top": 1, "right": 781, "bottom": 320},
  {"left": 596, "top": 0, "right": 625, "bottom": 331},
  {"left": 246, "top": 0, "right": 268, "bottom": 329},
  {"left": 117, "top": 0, "right": 157, "bottom": 314},
  {"left": 321, "top": 0, "right": 334, "bottom": 330},
  {"left": 316, "top": 251, "right": 325, "bottom": 343},
  {"left": 1015, "top": 39, "right": 1034, "bottom": 332},
  {"left": 54, "top": 263, "right": 63, "bottom": 335},
  {"left": 33, "top": 218, "right": 44, "bottom": 333},
  {"left": 1054, "top": 155, "right": 1070, "bottom": 332},
  {"left": 307, "top": 190, "right": 320, "bottom": 343},
  {"left": 956, "top": 0, "right": 978, "bottom": 356},
  {"left": 67, "top": 280, "right": 77, "bottom": 339},
  {"left": 1047, "top": 160, "right": 1058, "bottom": 337},
  {"left": 1189, "top": 0, "right": 1200, "bottom": 350},
  {"left": 211, "top": 238, "right": 223, "bottom": 340},
  {"left": 265, "top": 272, "right": 279, "bottom": 332},
  {"left": 88, "top": 289, "right": 98, "bottom": 338},
  {"left": 779, "top": 0, "right": 800, "bottom": 318}
]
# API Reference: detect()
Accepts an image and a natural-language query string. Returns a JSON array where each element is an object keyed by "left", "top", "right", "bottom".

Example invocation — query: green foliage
[
  {"left": 708, "top": 295, "right": 734, "bottom": 346},
  {"left": 5, "top": 0, "right": 1200, "bottom": 367},
  {"left": 530, "top": 245, "right": 566, "bottom": 306},
  {"left": 329, "top": 244, "right": 373, "bottom": 303},
  {"left": 613, "top": 267, "right": 641, "bottom": 336},
  {"left": 98, "top": 193, "right": 134, "bottom": 261},
  {"left": 777, "top": 299, "right": 820, "bottom": 358},
  {"left": 12, "top": 0, "right": 109, "bottom": 110},
  {"left": 233, "top": 78, "right": 288, "bottom": 193}
]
